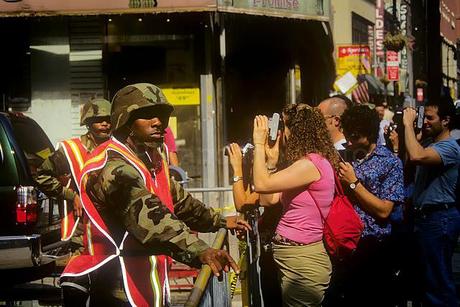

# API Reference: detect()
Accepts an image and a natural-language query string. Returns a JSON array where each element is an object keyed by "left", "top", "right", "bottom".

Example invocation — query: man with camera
[{"left": 403, "top": 97, "right": 460, "bottom": 307}]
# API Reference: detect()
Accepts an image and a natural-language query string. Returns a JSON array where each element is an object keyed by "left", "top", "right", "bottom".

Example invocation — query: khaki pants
[{"left": 272, "top": 240, "right": 331, "bottom": 307}]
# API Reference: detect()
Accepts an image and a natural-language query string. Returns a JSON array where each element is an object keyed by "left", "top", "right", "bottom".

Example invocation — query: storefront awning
[
  {"left": 0, "top": 0, "right": 330, "bottom": 21},
  {"left": 217, "top": 0, "right": 330, "bottom": 21}
]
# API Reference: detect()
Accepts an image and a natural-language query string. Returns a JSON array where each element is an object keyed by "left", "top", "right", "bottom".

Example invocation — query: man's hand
[
  {"left": 227, "top": 143, "right": 243, "bottom": 173},
  {"left": 198, "top": 248, "right": 240, "bottom": 277},
  {"left": 403, "top": 108, "right": 417, "bottom": 128},
  {"left": 338, "top": 162, "right": 358, "bottom": 185},
  {"left": 73, "top": 194, "right": 83, "bottom": 217},
  {"left": 253, "top": 115, "right": 269, "bottom": 146},
  {"left": 389, "top": 129, "right": 399, "bottom": 152},
  {"left": 226, "top": 215, "right": 251, "bottom": 234}
]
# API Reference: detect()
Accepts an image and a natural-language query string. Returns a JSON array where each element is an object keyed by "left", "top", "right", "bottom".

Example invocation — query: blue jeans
[{"left": 414, "top": 207, "right": 460, "bottom": 307}]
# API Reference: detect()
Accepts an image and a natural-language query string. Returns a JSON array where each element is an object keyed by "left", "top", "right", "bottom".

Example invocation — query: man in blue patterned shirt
[{"left": 336, "top": 105, "right": 404, "bottom": 307}]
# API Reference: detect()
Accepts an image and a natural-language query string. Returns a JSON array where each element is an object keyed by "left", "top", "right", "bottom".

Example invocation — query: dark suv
[{"left": 0, "top": 112, "right": 66, "bottom": 285}]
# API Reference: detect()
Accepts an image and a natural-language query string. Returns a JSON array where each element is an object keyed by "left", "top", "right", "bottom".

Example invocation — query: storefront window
[
  {"left": 0, "top": 18, "right": 31, "bottom": 111},
  {"left": 105, "top": 13, "right": 208, "bottom": 186}
]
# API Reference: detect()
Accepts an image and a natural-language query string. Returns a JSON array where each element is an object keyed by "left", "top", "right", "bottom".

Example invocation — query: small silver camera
[{"left": 268, "top": 113, "right": 280, "bottom": 144}]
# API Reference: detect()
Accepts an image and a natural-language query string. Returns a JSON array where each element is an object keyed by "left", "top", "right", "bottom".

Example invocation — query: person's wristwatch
[
  {"left": 349, "top": 179, "right": 360, "bottom": 190},
  {"left": 233, "top": 176, "right": 243, "bottom": 183}
]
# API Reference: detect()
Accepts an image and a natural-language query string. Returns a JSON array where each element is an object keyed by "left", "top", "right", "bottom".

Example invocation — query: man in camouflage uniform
[
  {"left": 66, "top": 83, "right": 249, "bottom": 306},
  {"left": 35, "top": 98, "right": 112, "bottom": 218}
]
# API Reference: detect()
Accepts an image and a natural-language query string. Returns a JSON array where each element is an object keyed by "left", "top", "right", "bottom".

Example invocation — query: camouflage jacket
[
  {"left": 84, "top": 146, "right": 226, "bottom": 267},
  {"left": 35, "top": 133, "right": 97, "bottom": 202}
]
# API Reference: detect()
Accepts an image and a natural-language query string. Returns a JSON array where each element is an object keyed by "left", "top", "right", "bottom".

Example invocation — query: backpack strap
[
  {"left": 310, "top": 173, "right": 340, "bottom": 251},
  {"left": 333, "top": 172, "right": 345, "bottom": 197}
]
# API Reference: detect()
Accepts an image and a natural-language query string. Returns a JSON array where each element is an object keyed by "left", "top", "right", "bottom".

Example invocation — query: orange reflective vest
[
  {"left": 62, "top": 138, "right": 174, "bottom": 307},
  {"left": 59, "top": 138, "right": 89, "bottom": 241}
]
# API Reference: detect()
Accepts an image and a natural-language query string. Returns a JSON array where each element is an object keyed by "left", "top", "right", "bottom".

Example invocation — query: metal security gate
[{"left": 69, "top": 17, "right": 105, "bottom": 138}]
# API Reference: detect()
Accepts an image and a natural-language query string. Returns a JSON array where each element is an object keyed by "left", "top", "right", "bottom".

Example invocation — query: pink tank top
[{"left": 276, "top": 153, "right": 335, "bottom": 245}]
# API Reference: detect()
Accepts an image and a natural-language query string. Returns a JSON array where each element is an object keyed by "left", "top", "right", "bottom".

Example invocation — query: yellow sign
[
  {"left": 169, "top": 117, "right": 178, "bottom": 137},
  {"left": 162, "top": 88, "right": 200, "bottom": 106},
  {"left": 336, "top": 45, "right": 371, "bottom": 78}
]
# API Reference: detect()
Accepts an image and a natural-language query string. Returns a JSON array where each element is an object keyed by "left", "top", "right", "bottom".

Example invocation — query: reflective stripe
[
  {"left": 62, "top": 198, "right": 69, "bottom": 239},
  {"left": 67, "top": 140, "right": 85, "bottom": 171},
  {"left": 59, "top": 138, "right": 87, "bottom": 241},
  {"left": 150, "top": 256, "right": 161, "bottom": 307},
  {"left": 86, "top": 222, "right": 94, "bottom": 255},
  {"left": 60, "top": 282, "right": 89, "bottom": 293}
]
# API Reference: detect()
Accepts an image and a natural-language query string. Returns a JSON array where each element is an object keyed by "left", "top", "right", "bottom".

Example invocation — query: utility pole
[
  {"left": 426, "top": 0, "right": 441, "bottom": 104},
  {"left": 411, "top": 0, "right": 440, "bottom": 103}
]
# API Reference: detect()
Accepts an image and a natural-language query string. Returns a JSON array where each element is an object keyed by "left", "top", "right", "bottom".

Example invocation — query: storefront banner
[
  {"left": 217, "top": 0, "right": 330, "bottom": 20},
  {"left": 336, "top": 45, "right": 371, "bottom": 78},
  {"left": 386, "top": 51, "right": 399, "bottom": 81},
  {"left": 0, "top": 0, "right": 216, "bottom": 14},
  {"left": 162, "top": 88, "right": 200, "bottom": 106}
]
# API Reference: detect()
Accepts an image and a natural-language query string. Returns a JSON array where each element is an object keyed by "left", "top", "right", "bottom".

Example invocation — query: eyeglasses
[{"left": 323, "top": 114, "right": 339, "bottom": 119}]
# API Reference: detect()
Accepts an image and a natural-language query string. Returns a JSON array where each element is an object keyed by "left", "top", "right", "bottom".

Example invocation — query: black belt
[{"left": 415, "top": 203, "right": 457, "bottom": 215}]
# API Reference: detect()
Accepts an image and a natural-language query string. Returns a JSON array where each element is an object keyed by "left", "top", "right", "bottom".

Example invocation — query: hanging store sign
[
  {"left": 398, "top": 2, "right": 408, "bottom": 71},
  {"left": 0, "top": 0, "right": 216, "bottom": 15},
  {"left": 375, "top": 0, "right": 385, "bottom": 58},
  {"left": 162, "top": 88, "right": 200, "bottom": 106},
  {"left": 217, "top": 0, "right": 330, "bottom": 20},
  {"left": 336, "top": 45, "right": 371, "bottom": 78},
  {"left": 386, "top": 51, "right": 399, "bottom": 81}
]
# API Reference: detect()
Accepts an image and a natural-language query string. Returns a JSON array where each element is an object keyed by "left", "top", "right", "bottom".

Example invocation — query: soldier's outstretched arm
[
  {"left": 169, "top": 178, "right": 227, "bottom": 232},
  {"left": 94, "top": 159, "right": 210, "bottom": 267},
  {"left": 35, "top": 146, "right": 77, "bottom": 202},
  {"left": 170, "top": 178, "right": 251, "bottom": 233}
]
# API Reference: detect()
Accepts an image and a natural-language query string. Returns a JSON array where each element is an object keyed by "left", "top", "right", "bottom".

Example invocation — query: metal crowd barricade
[
  {"left": 184, "top": 228, "right": 231, "bottom": 307},
  {"left": 178, "top": 186, "right": 236, "bottom": 306},
  {"left": 185, "top": 187, "right": 234, "bottom": 215}
]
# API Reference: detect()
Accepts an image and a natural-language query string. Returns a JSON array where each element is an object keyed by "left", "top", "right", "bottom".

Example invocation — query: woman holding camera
[
  {"left": 227, "top": 141, "right": 283, "bottom": 306},
  {"left": 252, "top": 104, "right": 339, "bottom": 307}
]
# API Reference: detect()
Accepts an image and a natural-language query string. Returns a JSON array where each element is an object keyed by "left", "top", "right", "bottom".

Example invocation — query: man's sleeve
[
  {"left": 169, "top": 178, "right": 227, "bottom": 233},
  {"left": 98, "top": 159, "right": 210, "bottom": 267},
  {"left": 380, "top": 158, "right": 405, "bottom": 204},
  {"left": 432, "top": 140, "right": 460, "bottom": 167},
  {"left": 35, "top": 147, "right": 76, "bottom": 202}
]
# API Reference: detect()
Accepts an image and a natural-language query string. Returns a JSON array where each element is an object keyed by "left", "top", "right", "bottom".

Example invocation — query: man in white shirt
[{"left": 318, "top": 95, "right": 352, "bottom": 150}]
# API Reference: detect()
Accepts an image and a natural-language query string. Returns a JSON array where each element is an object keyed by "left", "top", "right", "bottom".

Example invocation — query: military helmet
[
  {"left": 111, "top": 83, "right": 174, "bottom": 131},
  {"left": 80, "top": 98, "right": 111, "bottom": 126}
]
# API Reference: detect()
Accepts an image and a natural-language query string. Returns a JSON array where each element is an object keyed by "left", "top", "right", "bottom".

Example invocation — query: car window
[
  {"left": 0, "top": 142, "right": 3, "bottom": 164},
  {"left": 9, "top": 115, "right": 54, "bottom": 177},
  {"left": 0, "top": 120, "right": 20, "bottom": 185}
]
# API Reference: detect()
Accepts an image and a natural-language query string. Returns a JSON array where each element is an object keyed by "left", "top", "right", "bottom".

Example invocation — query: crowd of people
[
  {"left": 32, "top": 80, "right": 460, "bottom": 306},
  {"left": 228, "top": 93, "right": 460, "bottom": 307}
]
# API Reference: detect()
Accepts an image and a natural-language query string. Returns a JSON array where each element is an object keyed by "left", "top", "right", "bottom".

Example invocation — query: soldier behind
[
  {"left": 35, "top": 98, "right": 112, "bottom": 221},
  {"left": 34, "top": 98, "right": 112, "bottom": 305},
  {"left": 69, "top": 83, "right": 249, "bottom": 306}
]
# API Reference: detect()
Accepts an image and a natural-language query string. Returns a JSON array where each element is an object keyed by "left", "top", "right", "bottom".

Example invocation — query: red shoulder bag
[{"left": 311, "top": 172, "right": 364, "bottom": 260}]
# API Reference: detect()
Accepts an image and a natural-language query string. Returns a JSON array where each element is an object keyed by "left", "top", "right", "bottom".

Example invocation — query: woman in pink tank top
[{"left": 252, "top": 104, "right": 339, "bottom": 307}]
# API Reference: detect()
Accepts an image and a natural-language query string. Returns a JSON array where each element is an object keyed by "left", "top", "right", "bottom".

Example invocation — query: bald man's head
[
  {"left": 318, "top": 95, "right": 351, "bottom": 143},
  {"left": 318, "top": 96, "right": 349, "bottom": 118}
]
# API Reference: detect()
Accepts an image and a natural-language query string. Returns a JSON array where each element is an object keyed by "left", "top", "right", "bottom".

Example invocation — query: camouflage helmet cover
[
  {"left": 80, "top": 98, "right": 112, "bottom": 126},
  {"left": 111, "top": 83, "right": 174, "bottom": 131}
]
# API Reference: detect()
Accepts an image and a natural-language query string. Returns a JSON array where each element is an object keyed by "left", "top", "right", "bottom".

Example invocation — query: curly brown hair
[{"left": 283, "top": 104, "right": 340, "bottom": 171}]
